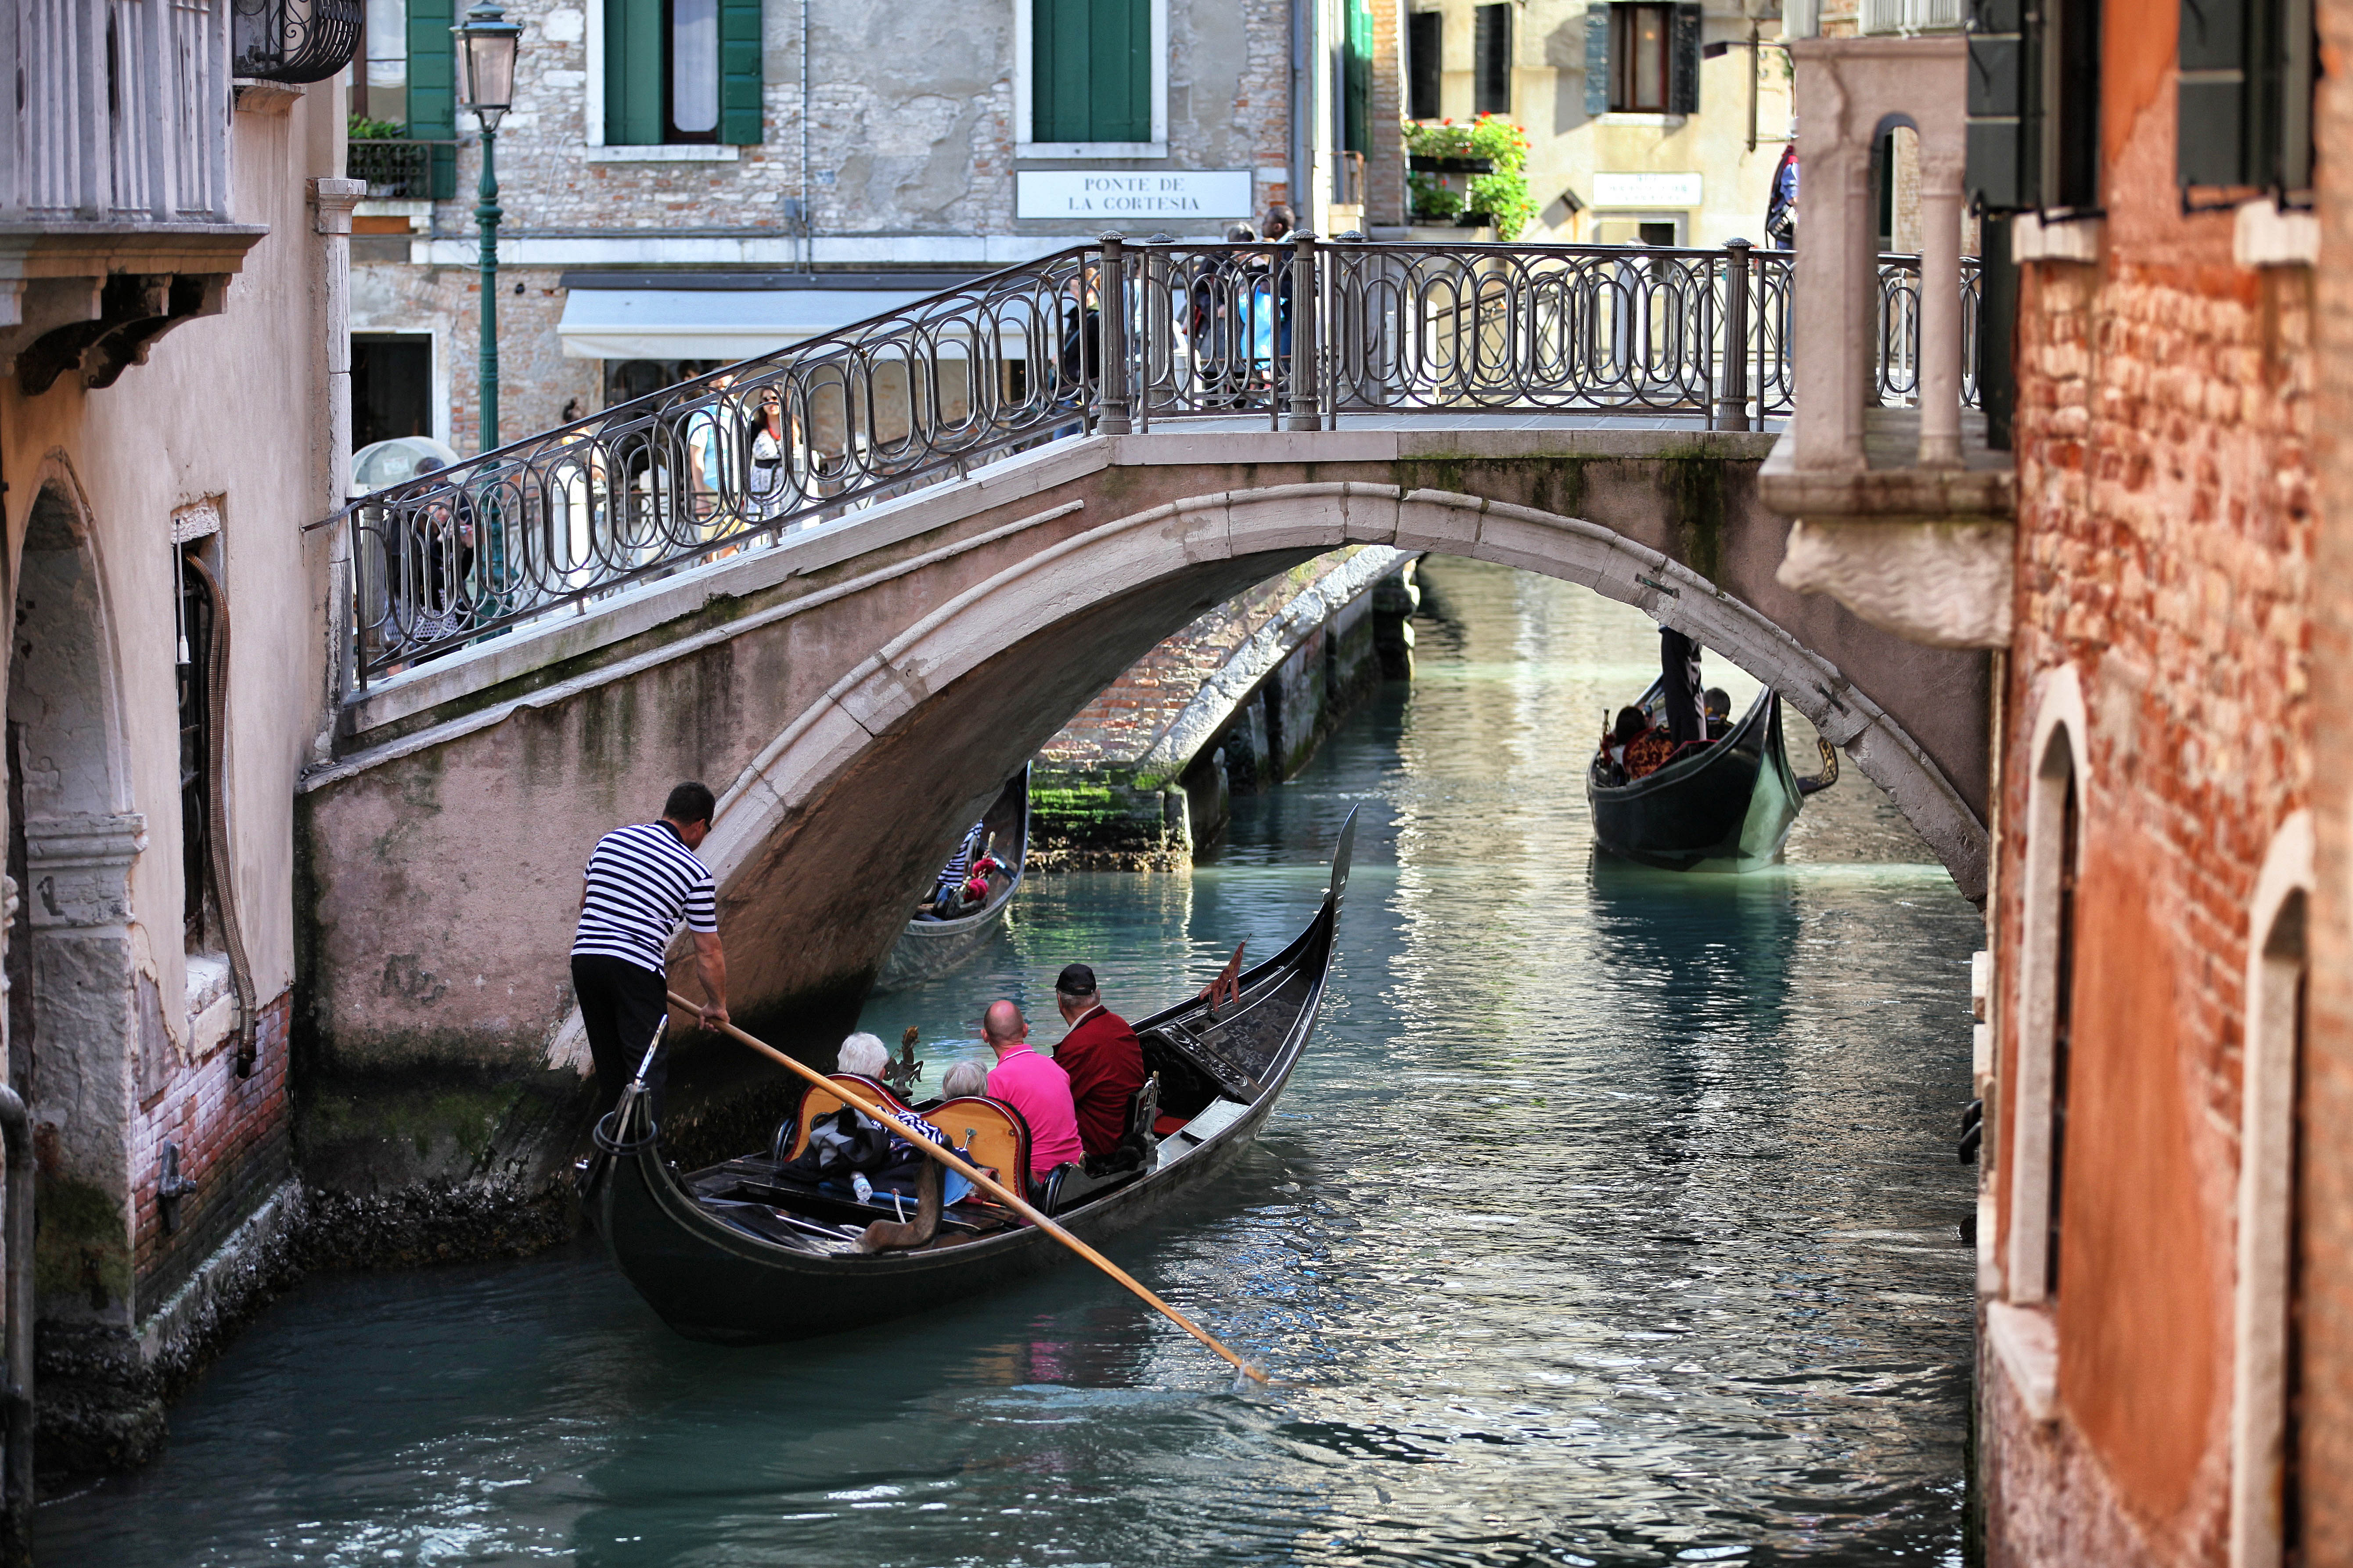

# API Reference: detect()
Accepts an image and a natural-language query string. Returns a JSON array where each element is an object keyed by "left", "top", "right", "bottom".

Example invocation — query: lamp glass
[{"left": 455, "top": 4, "right": 521, "bottom": 118}]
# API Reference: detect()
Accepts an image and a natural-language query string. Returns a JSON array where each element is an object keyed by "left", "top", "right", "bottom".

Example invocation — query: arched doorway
[{"left": 4, "top": 476, "right": 146, "bottom": 1344}]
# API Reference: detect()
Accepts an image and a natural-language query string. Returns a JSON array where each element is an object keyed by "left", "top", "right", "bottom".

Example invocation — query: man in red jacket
[{"left": 1049, "top": 963, "right": 1148, "bottom": 1160}]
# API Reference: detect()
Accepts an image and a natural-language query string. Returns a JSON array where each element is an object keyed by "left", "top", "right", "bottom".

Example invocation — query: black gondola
[
  {"left": 873, "top": 766, "right": 1030, "bottom": 993},
  {"left": 580, "top": 809, "right": 1356, "bottom": 1345},
  {"left": 1587, "top": 680, "right": 1831, "bottom": 872}
]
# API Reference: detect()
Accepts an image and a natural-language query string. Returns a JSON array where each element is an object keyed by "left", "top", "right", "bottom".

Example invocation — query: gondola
[
  {"left": 581, "top": 809, "right": 1356, "bottom": 1345},
  {"left": 1586, "top": 680, "right": 1833, "bottom": 872},
  {"left": 872, "top": 767, "right": 1030, "bottom": 993}
]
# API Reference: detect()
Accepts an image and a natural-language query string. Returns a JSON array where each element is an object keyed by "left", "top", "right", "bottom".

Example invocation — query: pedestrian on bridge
[{"left": 572, "top": 781, "right": 731, "bottom": 1126}]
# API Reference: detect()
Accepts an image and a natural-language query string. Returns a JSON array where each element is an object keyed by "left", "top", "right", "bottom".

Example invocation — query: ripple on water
[{"left": 40, "top": 559, "right": 1976, "bottom": 1567}]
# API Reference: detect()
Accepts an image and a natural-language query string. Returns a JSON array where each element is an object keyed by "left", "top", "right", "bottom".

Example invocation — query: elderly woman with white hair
[
  {"left": 836, "top": 1032, "right": 890, "bottom": 1079},
  {"left": 939, "top": 1060, "right": 989, "bottom": 1100}
]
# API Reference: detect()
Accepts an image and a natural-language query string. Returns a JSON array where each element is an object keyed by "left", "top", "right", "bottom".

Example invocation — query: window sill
[
  {"left": 2235, "top": 198, "right": 2318, "bottom": 268},
  {"left": 584, "top": 144, "right": 741, "bottom": 164},
  {"left": 1987, "top": 1300, "right": 2059, "bottom": 1424},
  {"left": 1597, "top": 113, "right": 1688, "bottom": 129},
  {"left": 2010, "top": 212, "right": 2102, "bottom": 265},
  {"left": 1016, "top": 142, "right": 1168, "bottom": 161}
]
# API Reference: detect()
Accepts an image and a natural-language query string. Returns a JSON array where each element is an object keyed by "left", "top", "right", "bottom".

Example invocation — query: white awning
[{"left": 555, "top": 288, "right": 933, "bottom": 362}]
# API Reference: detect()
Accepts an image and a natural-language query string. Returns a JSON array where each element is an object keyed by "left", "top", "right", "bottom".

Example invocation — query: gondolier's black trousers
[{"left": 574, "top": 954, "right": 669, "bottom": 1127}]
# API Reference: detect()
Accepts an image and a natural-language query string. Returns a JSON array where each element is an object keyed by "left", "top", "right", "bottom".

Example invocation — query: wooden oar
[{"left": 663, "top": 991, "right": 1269, "bottom": 1384}]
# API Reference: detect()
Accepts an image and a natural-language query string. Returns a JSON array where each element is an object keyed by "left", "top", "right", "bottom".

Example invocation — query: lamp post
[{"left": 454, "top": 0, "right": 520, "bottom": 450}]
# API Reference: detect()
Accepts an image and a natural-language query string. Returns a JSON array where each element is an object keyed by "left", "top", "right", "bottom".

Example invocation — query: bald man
[{"left": 981, "top": 1000, "right": 1085, "bottom": 1177}]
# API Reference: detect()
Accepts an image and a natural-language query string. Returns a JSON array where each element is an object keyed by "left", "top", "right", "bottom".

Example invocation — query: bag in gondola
[{"left": 780, "top": 1108, "right": 893, "bottom": 1180}]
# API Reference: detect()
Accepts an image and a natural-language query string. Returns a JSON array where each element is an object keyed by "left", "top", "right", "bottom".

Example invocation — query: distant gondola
[
  {"left": 580, "top": 810, "right": 1356, "bottom": 1345},
  {"left": 1587, "top": 680, "right": 1833, "bottom": 872},
  {"left": 873, "top": 767, "right": 1030, "bottom": 993}
]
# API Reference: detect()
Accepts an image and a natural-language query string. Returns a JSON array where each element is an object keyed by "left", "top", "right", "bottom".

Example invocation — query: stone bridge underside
[{"left": 295, "top": 424, "right": 1990, "bottom": 1193}]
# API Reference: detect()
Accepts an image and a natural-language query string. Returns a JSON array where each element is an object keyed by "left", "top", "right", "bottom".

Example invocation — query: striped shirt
[
  {"left": 932, "top": 820, "right": 986, "bottom": 896},
  {"left": 572, "top": 822, "right": 718, "bottom": 977}
]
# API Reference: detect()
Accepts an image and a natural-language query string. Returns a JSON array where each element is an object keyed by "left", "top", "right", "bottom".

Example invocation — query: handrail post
[
  {"left": 1284, "top": 231, "right": 1322, "bottom": 432},
  {"left": 1720, "top": 238, "right": 1754, "bottom": 432},
  {"left": 1094, "top": 232, "right": 1132, "bottom": 436}
]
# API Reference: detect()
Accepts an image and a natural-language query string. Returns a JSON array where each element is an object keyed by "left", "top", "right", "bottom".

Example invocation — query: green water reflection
[{"left": 40, "top": 558, "right": 1979, "bottom": 1566}]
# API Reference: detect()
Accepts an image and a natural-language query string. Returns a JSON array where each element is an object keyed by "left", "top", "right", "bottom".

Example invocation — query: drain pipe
[
  {"left": 0, "top": 1083, "right": 31, "bottom": 1558},
  {"left": 1289, "top": 0, "right": 1309, "bottom": 223}
]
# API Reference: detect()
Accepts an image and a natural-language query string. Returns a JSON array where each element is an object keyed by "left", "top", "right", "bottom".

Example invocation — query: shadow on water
[{"left": 38, "top": 557, "right": 1979, "bottom": 1567}]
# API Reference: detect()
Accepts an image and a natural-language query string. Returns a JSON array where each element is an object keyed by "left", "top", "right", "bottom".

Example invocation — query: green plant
[
  {"left": 1407, "top": 172, "right": 1464, "bottom": 219},
  {"left": 1403, "top": 113, "right": 1536, "bottom": 239},
  {"left": 349, "top": 113, "right": 406, "bottom": 140}
]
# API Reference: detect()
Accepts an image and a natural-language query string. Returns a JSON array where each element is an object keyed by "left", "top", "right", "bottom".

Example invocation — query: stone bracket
[{"left": 17, "top": 272, "right": 231, "bottom": 396}]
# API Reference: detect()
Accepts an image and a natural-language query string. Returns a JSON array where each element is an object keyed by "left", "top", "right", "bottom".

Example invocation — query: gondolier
[{"left": 573, "top": 781, "right": 730, "bottom": 1124}]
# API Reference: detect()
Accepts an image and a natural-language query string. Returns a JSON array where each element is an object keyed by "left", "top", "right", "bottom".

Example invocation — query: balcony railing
[
  {"left": 230, "top": 0, "right": 362, "bottom": 83},
  {"left": 321, "top": 238, "right": 1977, "bottom": 691},
  {"left": 346, "top": 140, "right": 458, "bottom": 201},
  {"left": 11, "top": 0, "right": 233, "bottom": 223}
]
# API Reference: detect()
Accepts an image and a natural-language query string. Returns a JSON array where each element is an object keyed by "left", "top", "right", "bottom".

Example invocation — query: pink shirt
[{"left": 986, "top": 1047, "right": 1086, "bottom": 1175}]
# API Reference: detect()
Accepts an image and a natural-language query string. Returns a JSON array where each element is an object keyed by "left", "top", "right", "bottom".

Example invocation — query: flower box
[{"left": 1409, "top": 155, "right": 1495, "bottom": 174}]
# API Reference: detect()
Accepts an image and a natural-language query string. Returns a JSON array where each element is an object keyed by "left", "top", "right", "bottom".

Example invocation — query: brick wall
[
  {"left": 129, "top": 992, "right": 293, "bottom": 1314},
  {"left": 2301, "top": 0, "right": 2353, "bottom": 1550},
  {"left": 1984, "top": 0, "right": 2316, "bottom": 1555}
]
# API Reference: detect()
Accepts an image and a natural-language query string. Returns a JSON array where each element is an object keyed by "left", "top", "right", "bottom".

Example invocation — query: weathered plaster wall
[
  {"left": 0, "top": 84, "right": 341, "bottom": 1432},
  {"left": 1982, "top": 0, "right": 2313, "bottom": 1556}
]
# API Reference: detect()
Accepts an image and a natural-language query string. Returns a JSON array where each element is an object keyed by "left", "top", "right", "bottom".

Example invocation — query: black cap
[{"left": 1055, "top": 963, "right": 1098, "bottom": 996}]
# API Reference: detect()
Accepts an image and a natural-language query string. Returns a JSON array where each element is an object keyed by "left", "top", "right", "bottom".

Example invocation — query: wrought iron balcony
[
  {"left": 346, "top": 140, "right": 460, "bottom": 202},
  {"left": 319, "top": 237, "right": 1975, "bottom": 690},
  {"left": 231, "top": 0, "right": 363, "bottom": 84}
]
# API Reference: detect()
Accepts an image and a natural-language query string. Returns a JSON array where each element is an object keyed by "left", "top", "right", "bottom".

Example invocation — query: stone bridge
[{"left": 296, "top": 417, "right": 1990, "bottom": 1194}]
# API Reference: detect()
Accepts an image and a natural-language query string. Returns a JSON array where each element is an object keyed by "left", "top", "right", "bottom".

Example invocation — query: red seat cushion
[{"left": 1153, "top": 1114, "right": 1190, "bottom": 1137}]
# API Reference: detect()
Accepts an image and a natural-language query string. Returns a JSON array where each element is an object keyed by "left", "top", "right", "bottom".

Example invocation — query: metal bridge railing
[{"left": 320, "top": 237, "right": 1979, "bottom": 694}]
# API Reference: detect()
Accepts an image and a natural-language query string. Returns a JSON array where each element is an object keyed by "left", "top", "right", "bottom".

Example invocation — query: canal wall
[{"left": 1029, "top": 547, "right": 1420, "bottom": 869}]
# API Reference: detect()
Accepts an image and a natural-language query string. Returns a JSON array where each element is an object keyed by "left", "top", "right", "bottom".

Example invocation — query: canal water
[{"left": 40, "top": 558, "right": 1983, "bottom": 1566}]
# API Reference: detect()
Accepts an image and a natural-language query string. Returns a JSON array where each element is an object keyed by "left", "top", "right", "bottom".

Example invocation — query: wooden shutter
[
  {"left": 2178, "top": 0, "right": 2247, "bottom": 184},
  {"left": 1669, "top": 4, "right": 1701, "bottom": 115},
  {"left": 1408, "top": 11, "right": 1443, "bottom": 119},
  {"left": 1585, "top": 5, "right": 1611, "bottom": 117},
  {"left": 606, "top": 0, "right": 663, "bottom": 146},
  {"left": 1965, "top": 0, "right": 2038, "bottom": 209},
  {"left": 1034, "top": 0, "right": 1151, "bottom": 144},
  {"left": 720, "top": 0, "right": 763, "bottom": 145},
  {"left": 1345, "top": 0, "right": 1374, "bottom": 151},
  {"left": 1474, "top": 4, "right": 1510, "bottom": 114},
  {"left": 406, "top": 0, "right": 457, "bottom": 198}
]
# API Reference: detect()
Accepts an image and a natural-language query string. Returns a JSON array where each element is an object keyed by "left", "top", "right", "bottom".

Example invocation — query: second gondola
[{"left": 1587, "top": 680, "right": 1833, "bottom": 872}]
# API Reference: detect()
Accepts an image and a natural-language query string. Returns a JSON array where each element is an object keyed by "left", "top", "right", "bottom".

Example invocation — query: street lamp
[{"left": 454, "top": 0, "right": 521, "bottom": 450}]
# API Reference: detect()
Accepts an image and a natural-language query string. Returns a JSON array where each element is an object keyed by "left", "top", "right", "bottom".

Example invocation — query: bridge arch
[
  {"left": 704, "top": 481, "right": 1981, "bottom": 899},
  {"left": 625, "top": 481, "right": 1986, "bottom": 1072}
]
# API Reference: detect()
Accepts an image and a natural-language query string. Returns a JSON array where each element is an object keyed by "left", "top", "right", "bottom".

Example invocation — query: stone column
[
  {"left": 22, "top": 813, "right": 147, "bottom": 1335},
  {"left": 1918, "top": 151, "right": 1964, "bottom": 468},
  {"left": 1788, "top": 43, "right": 1867, "bottom": 473},
  {"left": 309, "top": 177, "right": 365, "bottom": 741}
]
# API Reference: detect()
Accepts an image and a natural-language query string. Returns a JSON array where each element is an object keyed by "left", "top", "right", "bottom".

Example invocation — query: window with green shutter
[
  {"left": 2178, "top": 0, "right": 2312, "bottom": 190},
  {"left": 1344, "top": 0, "right": 1374, "bottom": 152},
  {"left": 1033, "top": 0, "right": 1153, "bottom": 145},
  {"left": 406, "top": 0, "right": 458, "bottom": 198},
  {"left": 1967, "top": 0, "right": 2098, "bottom": 211},
  {"left": 606, "top": 0, "right": 762, "bottom": 146}
]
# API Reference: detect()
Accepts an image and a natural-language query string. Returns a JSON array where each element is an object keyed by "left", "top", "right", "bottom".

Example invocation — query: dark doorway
[{"left": 352, "top": 334, "right": 434, "bottom": 448}]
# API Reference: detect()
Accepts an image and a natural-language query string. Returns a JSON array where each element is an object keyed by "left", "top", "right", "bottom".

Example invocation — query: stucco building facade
[{"left": 0, "top": 1, "right": 358, "bottom": 1505}]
